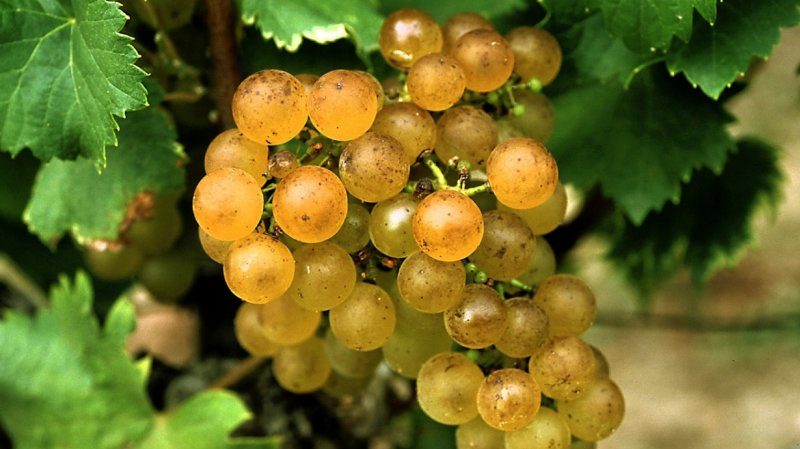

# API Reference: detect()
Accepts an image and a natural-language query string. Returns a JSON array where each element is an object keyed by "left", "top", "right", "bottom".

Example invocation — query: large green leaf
[
  {"left": 23, "top": 95, "right": 185, "bottom": 245},
  {"left": 547, "top": 68, "right": 733, "bottom": 223},
  {"left": 666, "top": 0, "right": 800, "bottom": 99},
  {"left": 0, "top": 0, "right": 148, "bottom": 166},
  {"left": 378, "top": 0, "right": 527, "bottom": 23},
  {"left": 607, "top": 138, "right": 783, "bottom": 293}
]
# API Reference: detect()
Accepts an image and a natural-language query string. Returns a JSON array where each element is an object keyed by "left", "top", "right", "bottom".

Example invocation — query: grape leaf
[
  {"left": 23, "top": 95, "right": 185, "bottom": 245},
  {"left": 0, "top": 0, "right": 147, "bottom": 166},
  {"left": 607, "top": 138, "right": 783, "bottom": 293},
  {"left": 547, "top": 68, "right": 733, "bottom": 223},
  {"left": 666, "top": 0, "right": 800, "bottom": 99},
  {"left": 240, "top": 0, "right": 384, "bottom": 60},
  {"left": 378, "top": 0, "right": 527, "bottom": 23}
]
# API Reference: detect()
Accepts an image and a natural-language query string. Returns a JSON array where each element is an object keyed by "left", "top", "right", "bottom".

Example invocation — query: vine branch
[{"left": 204, "top": 0, "right": 240, "bottom": 128}]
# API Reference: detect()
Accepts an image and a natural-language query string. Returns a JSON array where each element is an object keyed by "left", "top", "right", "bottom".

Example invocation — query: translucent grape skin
[
  {"left": 233, "top": 302, "right": 279, "bottom": 357},
  {"left": 506, "top": 27, "right": 562, "bottom": 86},
  {"left": 379, "top": 8, "right": 443, "bottom": 69},
  {"left": 329, "top": 282, "right": 396, "bottom": 351},
  {"left": 272, "top": 165, "right": 348, "bottom": 243},
  {"left": 355, "top": 70, "right": 385, "bottom": 111},
  {"left": 84, "top": 245, "right": 144, "bottom": 281},
  {"left": 556, "top": 378, "right": 625, "bottom": 441},
  {"left": 339, "top": 132, "right": 410, "bottom": 203},
  {"left": 323, "top": 328, "right": 382, "bottom": 379},
  {"left": 198, "top": 227, "right": 231, "bottom": 264},
  {"left": 469, "top": 210, "right": 536, "bottom": 281},
  {"left": 288, "top": 242, "right": 356, "bottom": 312},
  {"left": 498, "top": 182, "right": 567, "bottom": 236},
  {"left": 476, "top": 368, "right": 542, "bottom": 431},
  {"left": 223, "top": 233, "right": 295, "bottom": 304},
  {"left": 370, "top": 102, "right": 436, "bottom": 163},
  {"left": 529, "top": 336, "right": 596, "bottom": 401},
  {"left": 434, "top": 106, "right": 498, "bottom": 167},
  {"left": 416, "top": 352, "right": 484, "bottom": 425},
  {"left": 444, "top": 284, "right": 507, "bottom": 348},
  {"left": 504, "top": 407, "right": 572, "bottom": 449},
  {"left": 273, "top": 336, "right": 331, "bottom": 394},
  {"left": 258, "top": 293, "right": 321, "bottom": 346},
  {"left": 231, "top": 69, "right": 308, "bottom": 145},
  {"left": 455, "top": 417, "right": 505, "bottom": 449},
  {"left": 515, "top": 237, "right": 556, "bottom": 287},
  {"left": 368, "top": 193, "right": 419, "bottom": 258},
  {"left": 407, "top": 53, "right": 467, "bottom": 111},
  {"left": 268, "top": 149, "right": 299, "bottom": 180},
  {"left": 138, "top": 251, "right": 196, "bottom": 301},
  {"left": 382, "top": 297, "right": 452, "bottom": 379},
  {"left": 193, "top": 167, "right": 264, "bottom": 241},
  {"left": 412, "top": 190, "right": 484, "bottom": 262},
  {"left": 507, "top": 90, "right": 555, "bottom": 143},
  {"left": 451, "top": 29, "right": 515, "bottom": 92},
  {"left": 487, "top": 137, "right": 559, "bottom": 209},
  {"left": 204, "top": 128, "right": 268, "bottom": 185},
  {"left": 442, "top": 12, "right": 494, "bottom": 51},
  {"left": 329, "top": 202, "right": 371, "bottom": 253},
  {"left": 533, "top": 274, "right": 596, "bottom": 337},
  {"left": 495, "top": 297, "right": 549, "bottom": 358},
  {"left": 397, "top": 251, "right": 466, "bottom": 313},
  {"left": 308, "top": 70, "right": 378, "bottom": 141}
]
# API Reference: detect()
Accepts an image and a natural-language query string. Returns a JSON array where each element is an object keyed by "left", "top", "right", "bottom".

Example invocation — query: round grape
[
  {"left": 322, "top": 371, "right": 372, "bottom": 398},
  {"left": 223, "top": 233, "right": 294, "bottom": 304},
  {"left": 379, "top": 8, "right": 443, "bottom": 69},
  {"left": 339, "top": 132, "right": 410, "bottom": 203},
  {"left": 370, "top": 102, "right": 436, "bottom": 163},
  {"left": 397, "top": 251, "right": 465, "bottom": 313},
  {"left": 451, "top": 29, "right": 515, "bottom": 92},
  {"left": 273, "top": 337, "right": 331, "bottom": 394},
  {"left": 498, "top": 182, "right": 566, "bottom": 235},
  {"left": 295, "top": 73, "right": 319, "bottom": 96},
  {"left": 128, "top": 197, "right": 183, "bottom": 256},
  {"left": 138, "top": 251, "right": 195, "bottom": 301},
  {"left": 193, "top": 167, "right": 264, "bottom": 241},
  {"left": 355, "top": 70, "right": 385, "bottom": 111},
  {"left": 515, "top": 237, "right": 556, "bottom": 287},
  {"left": 434, "top": 105, "right": 498, "bottom": 167},
  {"left": 308, "top": 70, "right": 377, "bottom": 141},
  {"left": 470, "top": 210, "right": 535, "bottom": 281},
  {"left": 288, "top": 242, "right": 356, "bottom": 311},
  {"left": 84, "top": 245, "right": 144, "bottom": 281},
  {"left": 268, "top": 149, "right": 299, "bottom": 180},
  {"left": 231, "top": 70, "right": 308, "bottom": 145},
  {"left": 556, "top": 378, "right": 625, "bottom": 441},
  {"left": 444, "top": 284, "right": 507, "bottom": 348},
  {"left": 204, "top": 129, "right": 268, "bottom": 184},
  {"left": 504, "top": 407, "right": 571, "bottom": 449},
  {"left": 487, "top": 137, "right": 558, "bottom": 209},
  {"left": 369, "top": 193, "right": 419, "bottom": 258},
  {"left": 259, "top": 293, "right": 321, "bottom": 346},
  {"left": 197, "top": 227, "right": 231, "bottom": 264},
  {"left": 533, "top": 274, "right": 596, "bottom": 337},
  {"left": 529, "top": 336, "right": 596, "bottom": 401},
  {"left": 495, "top": 297, "right": 549, "bottom": 358},
  {"left": 323, "top": 328, "right": 382, "bottom": 379},
  {"left": 476, "top": 368, "right": 541, "bottom": 431},
  {"left": 455, "top": 417, "right": 505, "bottom": 449},
  {"left": 417, "top": 352, "right": 484, "bottom": 425},
  {"left": 506, "top": 27, "right": 562, "bottom": 86},
  {"left": 329, "top": 282, "right": 396, "bottom": 351},
  {"left": 591, "top": 345, "right": 610, "bottom": 379},
  {"left": 330, "top": 202, "right": 371, "bottom": 253},
  {"left": 382, "top": 298, "right": 452, "bottom": 379},
  {"left": 442, "top": 12, "right": 494, "bottom": 51},
  {"left": 507, "top": 90, "right": 555, "bottom": 143},
  {"left": 412, "top": 190, "right": 484, "bottom": 262},
  {"left": 407, "top": 53, "right": 466, "bottom": 111},
  {"left": 233, "top": 303, "right": 279, "bottom": 357}
]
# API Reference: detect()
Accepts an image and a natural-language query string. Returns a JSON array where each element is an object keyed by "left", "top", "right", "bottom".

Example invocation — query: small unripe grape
[
  {"left": 268, "top": 150, "right": 299, "bottom": 180},
  {"left": 84, "top": 245, "right": 144, "bottom": 281},
  {"left": 469, "top": 211, "right": 535, "bottom": 281},
  {"left": 434, "top": 106, "right": 497, "bottom": 167},
  {"left": 533, "top": 274, "right": 596, "bottom": 337},
  {"left": 495, "top": 297, "right": 549, "bottom": 358},
  {"left": 382, "top": 298, "right": 452, "bottom": 379},
  {"left": 330, "top": 202, "right": 371, "bottom": 253},
  {"left": 417, "top": 352, "right": 484, "bottom": 425},
  {"left": 308, "top": 70, "right": 377, "bottom": 141},
  {"left": 498, "top": 182, "right": 567, "bottom": 235},
  {"left": 412, "top": 190, "right": 484, "bottom": 262},
  {"left": 204, "top": 129, "right": 268, "bottom": 185},
  {"left": 557, "top": 378, "right": 625, "bottom": 441},
  {"left": 233, "top": 303, "right": 279, "bottom": 357},
  {"left": 370, "top": 102, "right": 436, "bottom": 163},
  {"left": 451, "top": 29, "right": 515, "bottom": 92},
  {"left": 232, "top": 70, "right": 308, "bottom": 145},
  {"left": 379, "top": 8, "right": 443, "bottom": 69},
  {"left": 339, "top": 132, "right": 410, "bottom": 203},
  {"left": 476, "top": 368, "right": 541, "bottom": 431},
  {"left": 455, "top": 417, "right": 505, "bottom": 449},
  {"left": 444, "top": 284, "right": 507, "bottom": 349},
  {"left": 397, "top": 251, "right": 465, "bottom": 313},
  {"left": 288, "top": 242, "right": 356, "bottom": 311},
  {"left": 273, "top": 166, "right": 348, "bottom": 243},
  {"left": 128, "top": 198, "right": 183, "bottom": 256},
  {"left": 506, "top": 27, "right": 562, "bottom": 86},
  {"left": 487, "top": 137, "right": 558, "bottom": 209},
  {"left": 369, "top": 193, "right": 419, "bottom": 258},
  {"left": 258, "top": 293, "right": 321, "bottom": 346},
  {"left": 407, "top": 53, "right": 466, "bottom": 111},
  {"left": 442, "top": 12, "right": 494, "bottom": 51},
  {"left": 516, "top": 237, "right": 556, "bottom": 287},
  {"left": 197, "top": 227, "right": 231, "bottom": 264},
  {"left": 329, "top": 282, "right": 396, "bottom": 351},
  {"left": 507, "top": 90, "right": 555, "bottom": 143},
  {"left": 138, "top": 251, "right": 195, "bottom": 301},
  {"left": 273, "top": 337, "right": 331, "bottom": 394},
  {"left": 529, "top": 336, "right": 596, "bottom": 401},
  {"left": 323, "top": 328, "right": 382, "bottom": 379},
  {"left": 193, "top": 167, "right": 264, "bottom": 241},
  {"left": 223, "top": 233, "right": 294, "bottom": 304},
  {"left": 504, "top": 407, "right": 571, "bottom": 449}
]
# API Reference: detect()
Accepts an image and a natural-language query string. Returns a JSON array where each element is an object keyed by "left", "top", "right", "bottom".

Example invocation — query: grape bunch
[{"left": 194, "top": 8, "right": 624, "bottom": 448}]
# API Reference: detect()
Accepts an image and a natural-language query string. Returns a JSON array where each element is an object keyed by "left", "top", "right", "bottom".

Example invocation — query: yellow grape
[
  {"left": 84, "top": 245, "right": 144, "bottom": 281},
  {"left": 223, "top": 233, "right": 294, "bottom": 304},
  {"left": 498, "top": 182, "right": 567, "bottom": 236},
  {"left": 417, "top": 352, "right": 484, "bottom": 425},
  {"left": 308, "top": 70, "right": 377, "bottom": 141},
  {"left": 193, "top": 167, "right": 264, "bottom": 241},
  {"left": 370, "top": 102, "right": 436, "bottom": 163},
  {"left": 339, "top": 132, "right": 410, "bottom": 202},
  {"left": 272, "top": 165, "right": 348, "bottom": 243},
  {"left": 323, "top": 328, "right": 382, "bottom": 379},
  {"left": 487, "top": 137, "right": 558, "bottom": 209},
  {"left": 533, "top": 274, "right": 596, "bottom": 337},
  {"left": 591, "top": 345, "right": 610, "bottom": 379},
  {"left": 515, "top": 237, "right": 556, "bottom": 287},
  {"left": 407, "top": 53, "right": 467, "bottom": 111},
  {"left": 557, "top": 378, "right": 625, "bottom": 441},
  {"left": 379, "top": 8, "right": 443, "bottom": 69},
  {"left": 442, "top": 12, "right": 494, "bottom": 51},
  {"left": 451, "top": 29, "right": 515, "bottom": 92},
  {"left": 355, "top": 70, "right": 385, "bottom": 111},
  {"left": 506, "top": 27, "right": 562, "bottom": 86},
  {"left": 233, "top": 303, "right": 279, "bottom": 357},
  {"left": 397, "top": 251, "right": 466, "bottom": 313},
  {"left": 469, "top": 210, "right": 535, "bottom": 281},
  {"left": 434, "top": 105, "right": 498, "bottom": 167},
  {"left": 231, "top": 69, "right": 308, "bottom": 145},
  {"left": 273, "top": 336, "right": 331, "bottom": 394},
  {"left": 507, "top": 90, "right": 555, "bottom": 143},
  {"left": 495, "top": 297, "right": 549, "bottom": 358},
  {"left": 204, "top": 128, "right": 268, "bottom": 185},
  {"left": 529, "top": 336, "right": 596, "bottom": 401},
  {"left": 382, "top": 297, "right": 452, "bottom": 379},
  {"left": 197, "top": 227, "right": 231, "bottom": 264},
  {"left": 329, "top": 282, "right": 396, "bottom": 351},
  {"left": 476, "top": 368, "right": 541, "bottom": 431},
  {"left": 258, "top": 293, "right": 321, "bottom": 346},
  {"left": 295, "top": 73, "right": 319, "bottom": 97},
  {"left": 329, "top": 202, "right": 371, "bottom": 253},
  {"left": 288, "top": 242, "right": 356, "bottom": 311},
  {"left": 455, "top": 417, "right": 505, "bottom": 449},
  {"left": 412, "top": 190, "right": 484, "bottom": 262},
  {"left": 368, "top": 193, "right": 419, "bottom": 258},
  {"left": 504, "top": 407, "right": 571, "bottom": 449},
  {"left": 444, "top": 284, "right": 507, "bottom": 349},
  {"left": 322, "top": 371, "right": 372, "bottom": 398},
  {"left": 268, "top": 149, "right": 299, "bottom": 180}
]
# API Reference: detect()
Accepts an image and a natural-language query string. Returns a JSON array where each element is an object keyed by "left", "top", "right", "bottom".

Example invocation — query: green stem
[
  {"left": 461, "top": 182, "right": 491, "bottom": 196},
  {"left": 423, "top": 158, "right": 448, "bottom": 188},
  {"left": 509, "top": 278, "right": 533, "bottom": 292}
]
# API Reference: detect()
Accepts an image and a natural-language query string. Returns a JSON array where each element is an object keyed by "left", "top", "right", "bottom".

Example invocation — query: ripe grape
[
  {"left": 529, "top": 336, "right": 596, "bottom": 400},
  {"left": 379, "top": 8, "right": 443, "bottom": 69},
  {"left": 233, "top": 302, "right": 279, "bottom": 357},
  {"left": 329, "top": 282, "right": 396, "bottom": 351},
  {"left": 515, "top": 237, "right": 556, "bottom": 286},
  {"left": 382, "top": 297, "right": 452, "bottom": 379},
  {"left": 308, "top": 70, "right": 377, "bottom": 141},
  {"left": 557, "top": 378, "right": 625, "bottom": 441},
  {"left": 355, "top": 70, "right": 385, "bottom": 111},
  {"left": 451, "top": 29, "right": 515, "bottom": 92},
  {"left": 295, "top": 73, "right": 319, "bottom": 96},
  {"left": 288, "top": 242, "right": 356, "bottom": 311},
  {"left": 476, "top": 368, "right": 541, "bottom": 431},
  {"left": 507, "top": 90, "right": 555, "bottom": 143},
  {"left": 272, "top": 165, "right": 348, "bottom": 243},
  {"left": 417, "top": 352, "right": 484, "bottom": 425},
  {"left": 84, "top": 245, "right": 144, "bottom": 281},
  {"left": 370, "top": 102, "right": 436, "bottom": 163},
  {"left": 591, "top": 345, "right": 610, "bottom": 379},
  {"left": 322, "top": 371, "right": 372, "bottom": 398},
  {"left": 223, "top": 233, "right": 294, "bottom": 304},
  {"left": 329, "top": 202, "right": 371, "bottom": 253},
  {"left": 455, "top": 417, "right": 505, "bottom": 449},
  {"left": 498, "top": 182, "right": 566, "bottom": 235},
  {"left": 231, "top": 70, "right": 308, "bottom": 145},
  {"left": 434, "top": 105, "right": 498, "bottom": 167},
  {"left": 368, "top": 193, "right": 419, "bottom": 258},
  {"left": 444, "top": 284, "right": 507, "bottom": 348},
  {"left": 193, "top": 167, "right": 264, "bottom": 241},
  {"left": 381, "top": 75, "right": 404, "bottom": 101},
  {"left": 258, "top": 293, "right": 321, "bottom": 346},
  {"left": 397, "top": 251, "right": 466, "bottom": 313},
  {"left": 273, "top": 336, "right": 331, "bottom": 394},
  {"left": 323, "top": 328, "right": 382, "bottom": 379},
  {"left": 412, "top": 190, "right": 484, "bottom": 262},
  {"left": 407, "top": 53, "right": 466, "bottom": 111},
  {"left": 197, "top": 227, "right": 231, "bottom": 264},
  {"left": 495, "top": 297, "right": 549, "bottom": 358},
  {"left": 268, "top": 149, "right": 299, "bottom": 180},
  {"left": 138, "top": 251, "right": 196, "bottom": 301},
  {"left": 469, "top": 210, "right": 535, "bottom": 281},
  {"left": 339, "top": 132, "right": 410, "bottom": 202},
  {"left": 533, "top": 274, "right": 596, "bottom": 337},
  {"left": 487, "top": 137, "right": 558, "bottom": 209},
  {"left": 128, "top": 197, "right": 183, "bottom": 255},
  {"left": 506, "top": 27, "right": 562, "bottom": 86},
  {"left": 442, "top": 12, "right": 494, "bottom": 51},
  {"left": 204, "top": 129, "right": 268, "bottom": 185},
  {"left": 504, "top": 407, "right": 571, "bottom": 449}
]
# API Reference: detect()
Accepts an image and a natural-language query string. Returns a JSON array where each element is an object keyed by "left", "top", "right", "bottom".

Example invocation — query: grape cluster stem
[{"left": 422, "top": 158, "right": 491, "bottom": 196}]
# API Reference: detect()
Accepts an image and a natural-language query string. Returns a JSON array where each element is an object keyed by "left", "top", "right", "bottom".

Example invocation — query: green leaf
[
  {"left": 240, "top": 0, "right": 384, "bottom": 61},
  {"left": 0, "top": 272, "right": 154, "bottom": 449},
  {"left": 23, "top": 96, "right": 185, "bottom": 245},
  {"left": 0, "top": 0, "right": 148, "bottom": 166},
  {"left": 666, "top": 0, "right": 800, "bottom": 99},
  {"left": 547, "top": 68, "right": 734, "bottom": 223},
  {"left": 378, "top": 0, "right": 527, "bottom": 23},
  {"left": 607, "top": 138, "right": 783, "bottom": 293},
  {"left": 241, "top": 29, "right": 366, "bottom": 76}
]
